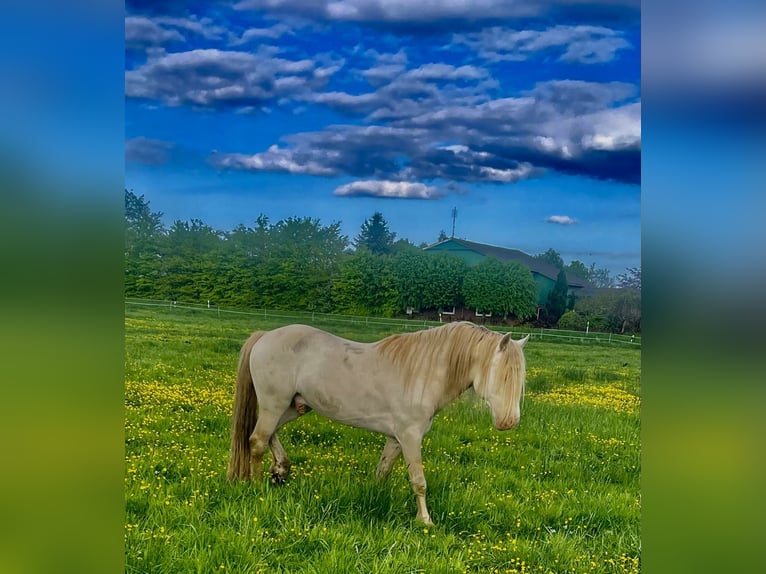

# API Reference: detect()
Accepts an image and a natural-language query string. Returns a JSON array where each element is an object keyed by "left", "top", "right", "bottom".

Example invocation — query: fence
[{"left": 125, "top": 298, "right": 641, "bottom": 349}]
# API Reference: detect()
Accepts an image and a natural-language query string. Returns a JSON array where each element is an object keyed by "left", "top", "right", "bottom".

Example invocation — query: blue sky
[{"left": 125, "top": 0, "right": 640, "bottom": 276}]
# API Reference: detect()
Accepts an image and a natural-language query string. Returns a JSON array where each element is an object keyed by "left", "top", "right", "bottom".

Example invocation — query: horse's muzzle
[{"left": 495, "top": 417, "right": 519, "bottom": 431}]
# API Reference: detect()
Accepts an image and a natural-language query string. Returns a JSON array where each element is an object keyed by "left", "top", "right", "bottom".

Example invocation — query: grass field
[{"left": 125, "top": 305, "right": 640, "bottom": 573}]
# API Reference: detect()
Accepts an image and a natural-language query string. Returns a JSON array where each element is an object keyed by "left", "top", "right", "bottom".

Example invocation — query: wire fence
[{"left": 125, "top": 297, "right": 641, "bottom": 348}]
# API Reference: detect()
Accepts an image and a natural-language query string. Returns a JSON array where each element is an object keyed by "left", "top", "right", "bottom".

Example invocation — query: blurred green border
[{"left": 3, "top": 2, "right": 765, "bottom": 572}]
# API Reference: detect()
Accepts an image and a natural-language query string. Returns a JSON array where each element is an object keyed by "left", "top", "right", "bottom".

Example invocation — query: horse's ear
[
  {"left": 498, "top": 332, "right": 512, "bottom": 351},
  {"left": 518, "top": 334, "right": 530, "bottom": 348}
]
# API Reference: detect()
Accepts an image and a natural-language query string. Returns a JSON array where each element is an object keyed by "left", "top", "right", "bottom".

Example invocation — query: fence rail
[{"left": 125, "top": 298, "right": 641, "bottom": 348}]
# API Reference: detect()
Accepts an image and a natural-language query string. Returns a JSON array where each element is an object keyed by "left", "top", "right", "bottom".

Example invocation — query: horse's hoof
[{"left": 416, "top": 516, "right": 434, "bottom": 527}]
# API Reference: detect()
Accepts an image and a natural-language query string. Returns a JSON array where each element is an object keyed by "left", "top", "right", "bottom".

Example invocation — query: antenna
[{"left": 450, "top": 206, "right": 457, "bottom": 238}]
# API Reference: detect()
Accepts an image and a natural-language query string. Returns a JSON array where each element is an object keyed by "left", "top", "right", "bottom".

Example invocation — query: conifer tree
[{"left": 354, "top": 212, "right": 396, "bottom": 254}]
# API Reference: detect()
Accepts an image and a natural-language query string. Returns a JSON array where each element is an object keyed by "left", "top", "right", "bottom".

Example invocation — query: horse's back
[
  {"left": 249, "top": 324, "right": 363, "bottom": 375},
  {"left": 254, "top": 324, "right": 351, "bottom": 354},
  {"left": 248, "top": 325, "right": 402, "bottom": 432}
]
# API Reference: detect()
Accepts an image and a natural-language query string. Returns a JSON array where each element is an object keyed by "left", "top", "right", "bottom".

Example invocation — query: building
[{"left": 423, "top": 238, "right": 591, "bottom": 306}]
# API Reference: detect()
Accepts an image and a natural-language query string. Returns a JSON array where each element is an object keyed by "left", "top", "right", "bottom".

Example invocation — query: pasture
[{"left": 125, "top": 305, "right": 640, "bottom": 573}]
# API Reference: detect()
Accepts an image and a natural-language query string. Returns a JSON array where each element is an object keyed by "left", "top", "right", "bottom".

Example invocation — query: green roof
[{"left": 424, "top": 238, "right": 590, "bottom": 288}]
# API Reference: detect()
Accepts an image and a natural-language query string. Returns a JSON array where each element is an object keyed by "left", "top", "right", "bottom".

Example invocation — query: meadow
[{"left": 125, "top": 305, "right": 640, "bottom": 573}]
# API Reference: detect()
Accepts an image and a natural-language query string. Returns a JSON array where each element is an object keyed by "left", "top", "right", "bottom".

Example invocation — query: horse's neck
[
  {"left": 435, "top": 371, "right": 475, "bottom": 411},
  {"left": 377, "top": 326, "right": 491, "bottom": 406},
  {"left": 460, "top": 336, "right": 497, "bottom": 400},
  {"left": 433, "top": 333, "right": 489, "bottom": 407}
]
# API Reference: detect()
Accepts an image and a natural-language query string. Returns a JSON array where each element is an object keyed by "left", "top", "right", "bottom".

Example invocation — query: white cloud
[
  {"left": 212, "top": 77, "right": 640, "bottom": 185},
  {"left": 363, "top": 48, "right": 408, "bottom": 65},
  {"left": 547, "top": 215, "right": 578, "bottom": 225},
  {"left": 235, "top": 1, "right": 640, "bottom": 27},
  {"left": 125, "top": 16, "right": 184, "bottom": 48},
  {"left": 454, "top": 25, "right": 630, "bottom": 64},
  {"left": 229, "top": 23, "right": 292, "bottom": 45},
  {"left": 211, "top": 145, "right": 337, "bottom": 175},
  {"left": 154, "top": 15, "right": 227, "bottom": 41},
  {"left": 577, "top": 102, "right": 641, "bottom": 151},
  {"left": 401, "top": 63, "right": 487, "bottom": 82},
  {"left": 125, "top": 49, "right": 337, "bottom": 108},
  {"left": 308, "top": 91, "right": 381, "bottom": 114},
  {"left": 477, "top": 163, "right": 536, "bottom": 182},
  {"left": 362, "top": 63, "right": 407, "bottom": 84},
  {"left": 334, "top": 180, "right": 442, "bottom": 199}
]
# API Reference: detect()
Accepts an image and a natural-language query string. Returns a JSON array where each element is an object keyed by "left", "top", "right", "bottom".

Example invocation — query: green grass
[{"left": 125, "top": 305, "right": 640, "bottom": 573}]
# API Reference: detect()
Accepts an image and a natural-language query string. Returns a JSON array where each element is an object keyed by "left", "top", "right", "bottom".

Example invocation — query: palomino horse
[{"left": 228, "top": 321, "right": 528, "bottom": 525}]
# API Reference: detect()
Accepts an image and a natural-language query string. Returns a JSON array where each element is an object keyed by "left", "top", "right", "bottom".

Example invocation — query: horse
[{"left": 227, "top": 321, "right": 529, "bottom": 525}]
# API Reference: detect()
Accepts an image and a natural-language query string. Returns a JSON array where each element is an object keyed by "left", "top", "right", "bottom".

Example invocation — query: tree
[
  {"left": 124, "top": 190, "right": 165, "bottom": 298},
  {"left": 565, "top": 260, "right": 590, "bottom": 280},
  {"left": 611, "top": 289, "right": 641, "bottom": 332},
  {"left": 125, "top": 189, "right": 164, "bottom": 257},
  {"left": 125, "top": 189, "right": 163, "bottom": 234},
  {"left": 154, "top": 219, "right": 225, "bottom": 302},
  {"left": 391, "top": 250, "right": 429, "bottom": 312},
  {"left": 617, "top": 267, "right": 641, "bottom": 290},
  {"left": 575, "top": 288, "right": 641, "bottom": 333},
  {"left": 545, "top": 268, "right": 569, "bottom": 324},
  {"left": 391, "top": 238, "right": 419, "bottom": 253},
  {"left": 332, "top": 251, "right": 398, "bottom": 317},
  {"left": 218, "top": 215, "right": 274, "bottom": 308},
  {"left": 587, "top": 263, "right": 614, "bottom": 288},
  {"left": 534, "top": 248, "right": 564, "bottom": 270},
  {"left": 392, "top": 251, "right": 467, "bottom": 313},
  {"left": 563, "top": 260, "right": 588, "bottom": 308},
  {"left": 437, "top": 230, "right": 448, "bottom": 242},
  {"left": 129, "top": 211, "right": 349, "bottom": 310},
  {"left": 564, "top": 259, "right": 614, "bottom": 287},
  {"left": 257, "top": 217, "right": 348, "bottom": 311},
  {"left": 463, "top": 258, "right": 537, "bottom": 320},
  {"left": 422, "top": 253, "right": 467, "bottom": 311},
  {"left": 354, "top": 212, "right": 396, "bottom": 254}
]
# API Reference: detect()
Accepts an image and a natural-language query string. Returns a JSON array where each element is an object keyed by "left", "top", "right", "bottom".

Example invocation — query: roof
[{"left": 424, "top": 238, "right": 591, "bottom": 288}]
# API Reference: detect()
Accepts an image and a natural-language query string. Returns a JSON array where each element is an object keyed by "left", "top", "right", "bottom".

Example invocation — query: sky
[{"left": 124, "top": 0, "right": 641, "bottom": 277}]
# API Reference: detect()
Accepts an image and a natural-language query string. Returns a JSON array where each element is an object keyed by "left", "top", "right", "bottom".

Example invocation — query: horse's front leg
[
  {"left": 399, "top": 432, "right": 433, "bottom": 526},
  {"left": 376, "top": 437, "right": 402, "bottom": 481}
]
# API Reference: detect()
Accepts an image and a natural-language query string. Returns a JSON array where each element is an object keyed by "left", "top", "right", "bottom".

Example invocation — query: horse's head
[{"left": 479, "top": 332, "right": 528, "bottom": 431}]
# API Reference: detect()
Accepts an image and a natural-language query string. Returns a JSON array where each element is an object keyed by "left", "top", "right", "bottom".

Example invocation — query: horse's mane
[{"left": 375, "top": 321, "right": 500, "bottom": 399}]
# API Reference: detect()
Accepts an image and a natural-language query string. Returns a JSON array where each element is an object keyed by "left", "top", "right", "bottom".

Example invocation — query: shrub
[{"left": 557, "top": 310, "right": 587, "bottom": 331}]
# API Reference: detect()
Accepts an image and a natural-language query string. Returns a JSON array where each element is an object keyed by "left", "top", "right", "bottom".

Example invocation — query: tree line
[{"left": 125, "top": 190, "right": 640, "bottom": 332}]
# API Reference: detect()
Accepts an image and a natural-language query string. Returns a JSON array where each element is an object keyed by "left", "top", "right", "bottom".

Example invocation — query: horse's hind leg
[
  {"left": 248, "top": 409, "right": 284, "bottom": 479},
  {"left": 269, "top": 434, "right": 291, "bottom": 485},
  {"left": 250, "top": 387, "right": 310, "bottom": 475},
  {"left": 268, "top": 406, "right": 303, "bottom": 485},
  {"left": 376, "top": 437, "right": 402, "bottom": 480}
]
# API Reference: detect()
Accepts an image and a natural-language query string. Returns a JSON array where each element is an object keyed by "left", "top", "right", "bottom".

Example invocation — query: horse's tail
[{"left": 227, "top": 330, "right": 267, "bottom": 482}]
